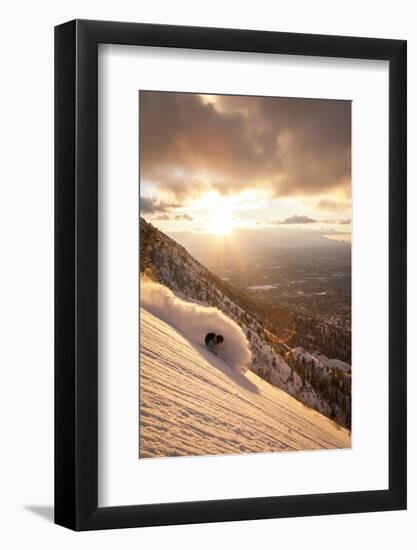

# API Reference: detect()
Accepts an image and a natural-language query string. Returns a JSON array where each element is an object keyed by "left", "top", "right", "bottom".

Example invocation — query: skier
[{"left": 204, "top": 332, "right": 224, "bottom": 355}]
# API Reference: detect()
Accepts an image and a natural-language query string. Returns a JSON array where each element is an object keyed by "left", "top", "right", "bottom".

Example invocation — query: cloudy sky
[{"left": 139, "top": 91, "right": 351, "bottom": 242}]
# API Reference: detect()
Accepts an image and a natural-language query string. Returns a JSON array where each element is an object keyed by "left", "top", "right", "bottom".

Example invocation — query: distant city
[{"left": 169, "top": 232, "right": 351, "bottom": 332}]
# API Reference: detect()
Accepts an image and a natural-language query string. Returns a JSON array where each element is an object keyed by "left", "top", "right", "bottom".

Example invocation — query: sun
[{"left": 208, "top": 210, "right": 234, "bottom": 236}]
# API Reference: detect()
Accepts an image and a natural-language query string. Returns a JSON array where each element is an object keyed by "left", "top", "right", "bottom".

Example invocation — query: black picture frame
[{"left": 55, "top": 19, "right": 407, "bottom": 531}]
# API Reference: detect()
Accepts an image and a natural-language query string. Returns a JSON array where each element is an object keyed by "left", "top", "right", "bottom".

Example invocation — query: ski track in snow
[{"left": 140, "top": 308, "right": 351, "bottom": 458}]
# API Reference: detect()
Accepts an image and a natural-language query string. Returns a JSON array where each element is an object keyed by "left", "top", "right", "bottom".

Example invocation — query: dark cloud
[
  {"left": 140, "top": 196, "right": 179, "bottom": 214},
  {"left": 145, "top": 174, "right": 210, "bottom": 202},
  {"left": 152, "top": 212, "right": 194, "bottom": 222},
  {"left": 275, "top": 215, "right": 317, "bottom": 225},
  {"left": 140, "top": 91, "right": 351, "bottom": 199},
  {"left": 271, "top": 215, "right": 350, "bottom": 225},
  {"left": 175, "top": 214, "right": 193, "bottom": 221}
]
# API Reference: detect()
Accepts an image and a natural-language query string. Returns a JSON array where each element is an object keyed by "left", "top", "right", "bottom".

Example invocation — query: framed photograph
[{"left": 55, "top": 20, "right": 407, "bottom": 530}]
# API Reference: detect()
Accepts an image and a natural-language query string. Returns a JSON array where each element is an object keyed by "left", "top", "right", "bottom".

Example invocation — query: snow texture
[
  {"left": 139, "top": 307, "right": 351, "bottom": 458},
  {"left": 141, "top": 280, "right": 252, "bottom": 372}
]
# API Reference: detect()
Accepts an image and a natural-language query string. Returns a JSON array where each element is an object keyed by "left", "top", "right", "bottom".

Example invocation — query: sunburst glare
[{"left": 208, "top": 210, "right": 234, "bottom": 235}]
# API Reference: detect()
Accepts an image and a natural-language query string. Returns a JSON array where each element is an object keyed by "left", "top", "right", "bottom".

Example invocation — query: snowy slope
[
  {"left": 140, "top": 216, "right": 351, "bottom": 428},
  {"left": 139, "top": 307, "right": 351, "bottom": 458}
]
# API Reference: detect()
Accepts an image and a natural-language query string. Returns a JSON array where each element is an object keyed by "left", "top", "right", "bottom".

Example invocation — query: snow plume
[{"left": 141, "top": 279, "right": 252, "bottom": 371}]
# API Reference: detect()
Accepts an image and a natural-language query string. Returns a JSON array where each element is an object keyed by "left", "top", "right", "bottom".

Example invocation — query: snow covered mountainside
[
  {"left": 140, "top": 307, "right": 350, "bottom": 457},
  {"left": 140, "top": 217, "right": 351, "bottom": 428}
]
